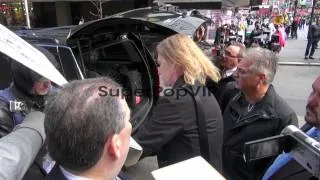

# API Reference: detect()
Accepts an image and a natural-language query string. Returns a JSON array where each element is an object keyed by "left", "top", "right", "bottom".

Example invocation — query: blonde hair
[{"left": 156, "top": 34, "right": 220, "bottom": 85}]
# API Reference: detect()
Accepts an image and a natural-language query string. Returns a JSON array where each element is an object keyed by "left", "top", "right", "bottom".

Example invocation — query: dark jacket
[
  {"left": 0, "top": 46, "right": 58, "bottom": 179},
  {"left": 223, "top": 85, "right": 298, "bottom": 180},
  {"left": 45, "top": 165, "right": 131, "bottom": 180},
  {"left": 0, "top": 62, "right": 47, "bottom": 138},
  {"left": 0, "top": 76, "right": 48, "bottom": 180},
  {"left": 307, "top": 24, "right": 320, "bottom": 41},
  {"left": 214, "top": 75, "right": 239, "bottom": 114},
  {"left": 133, "top": 77, "right": 223, "bottom": 172},
  {"left": 0, "top": 45, "right": 58, "bottom": 138}
]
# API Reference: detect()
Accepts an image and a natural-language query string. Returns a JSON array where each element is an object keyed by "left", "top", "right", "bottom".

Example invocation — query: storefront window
[{"left": 0, "top": 1, "right": 32, "bottom": 27}]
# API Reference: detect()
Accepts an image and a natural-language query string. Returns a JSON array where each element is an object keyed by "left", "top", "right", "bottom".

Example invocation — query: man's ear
[
  {"left": 107, "top": 134, "right": 121, "bottom": 161},
  {"left": 258, "top": 73, "right": 267, "bottom": 85}
]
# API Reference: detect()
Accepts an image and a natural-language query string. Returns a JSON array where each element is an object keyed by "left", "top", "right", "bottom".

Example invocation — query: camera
[
  {"left": 9, "top": 100, "right": 26, "bottom": 112},
  {"left": 244, "top": 125, "right": 320, "bottom": 178}
]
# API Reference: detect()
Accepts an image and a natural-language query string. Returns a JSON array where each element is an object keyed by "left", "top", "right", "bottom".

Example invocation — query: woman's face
[
  {"left": 32, "top": 78, "right": 52, "bottom": 95},
  {"left": 156, "top": 52, "right": 176, "bottom": 87}
]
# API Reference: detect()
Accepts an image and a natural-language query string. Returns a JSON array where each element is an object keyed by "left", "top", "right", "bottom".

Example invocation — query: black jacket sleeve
[
  {"left": 0, "top": 100, "right": 14, "bottom": 138},
  {"left": 133, "top": 97, "right": 184, "bottom": 159},
  {"left": 282, "top": 112, "right": 299, "bottom": 129}
]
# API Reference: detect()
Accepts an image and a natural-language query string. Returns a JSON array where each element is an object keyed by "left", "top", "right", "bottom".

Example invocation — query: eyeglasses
[{"left": 224, "top": 51, "right": 238, "bottom": 58}]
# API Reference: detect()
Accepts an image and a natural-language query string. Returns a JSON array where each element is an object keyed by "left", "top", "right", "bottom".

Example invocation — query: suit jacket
[
  {"left": 45, "top": 165, "right": 131, "bottom": 180},
  {"left": 214, "top": 75, "right": 239, "bottom": 114},
  {"left": 134, "top": 77, "right": 223, "bottom": 172}
]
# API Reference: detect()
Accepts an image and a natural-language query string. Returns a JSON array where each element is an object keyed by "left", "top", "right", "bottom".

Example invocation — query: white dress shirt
[
  {"left": 60, "top": 166, "right": 122, "bottom": 180},
  {"left": 60, "top": 166, "right": 89, "bottom": 180},
  {"left": 224, "top": 67, "right": 237, "bottom": 78}
]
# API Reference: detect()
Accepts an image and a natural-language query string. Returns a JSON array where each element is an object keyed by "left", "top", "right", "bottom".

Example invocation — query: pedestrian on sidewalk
[{"left": 305, "top": 20, "right": 320, "bottom": 59}]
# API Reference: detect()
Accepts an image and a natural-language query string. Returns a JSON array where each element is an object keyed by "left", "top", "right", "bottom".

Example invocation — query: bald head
[{"left": 228, "top": 45, "right": 241, "bottom": 56}]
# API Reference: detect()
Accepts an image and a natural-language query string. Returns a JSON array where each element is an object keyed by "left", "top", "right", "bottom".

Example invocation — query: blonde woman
[{"left": 133, "top": 34, "right": 223, "bottom": 172}]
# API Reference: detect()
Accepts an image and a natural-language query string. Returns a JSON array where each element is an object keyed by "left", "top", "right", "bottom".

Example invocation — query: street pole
[{"left": 24, "top": 0, "right": 31, "bottom": 28}]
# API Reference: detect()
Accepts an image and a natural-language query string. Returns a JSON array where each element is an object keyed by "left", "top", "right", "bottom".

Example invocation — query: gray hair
[
  {"left": 244, "top": 47, "right": 278, "bottom": 84},
  {"left": 44, "top": 77, "right": 127, "bottom": 172}
]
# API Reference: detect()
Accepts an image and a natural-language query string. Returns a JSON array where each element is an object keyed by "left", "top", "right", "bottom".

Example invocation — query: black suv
[{"left": 0, "top": 6, "right": 208, "bottom": 132}]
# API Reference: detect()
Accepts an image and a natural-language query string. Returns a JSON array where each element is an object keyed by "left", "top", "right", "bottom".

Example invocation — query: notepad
[{"left": 151, "top": 156, "right": 225, "bottom": 180}]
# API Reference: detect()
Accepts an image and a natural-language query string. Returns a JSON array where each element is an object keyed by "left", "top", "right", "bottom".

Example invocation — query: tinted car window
[
  {"left": 58, "top": 46, "right": 82, "bottom": 81},
  {"left": 0, "top": 52, "right": 12, "bottom": 89},
  {"left": 40, "top": 45, "right": 81, "bottom": 81}
]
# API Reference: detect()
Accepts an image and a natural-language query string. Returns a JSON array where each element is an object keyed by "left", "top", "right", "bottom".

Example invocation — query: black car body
[
  {"left": 0, "top": 7, "right": 209, "bottom": 133},
  {"left": 0, "top": 36, "right": 83, "bottom": 89}
]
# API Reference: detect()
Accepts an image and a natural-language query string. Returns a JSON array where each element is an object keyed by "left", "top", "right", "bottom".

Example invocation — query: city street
[
  {"left": 126, "top": 27, "right": 320, "bottom": 180},
  {"left": 278, "top": 25, "right": 320, "bottom": 65}
]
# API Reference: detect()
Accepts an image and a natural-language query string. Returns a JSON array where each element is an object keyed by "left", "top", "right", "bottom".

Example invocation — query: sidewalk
[{"left": 278, "top": 26, "right": 320, "bottom": 66}]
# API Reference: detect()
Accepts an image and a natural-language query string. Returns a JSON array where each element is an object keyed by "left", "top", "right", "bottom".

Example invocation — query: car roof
[
  {"left": 109, "top": 7, "right": 207, "bottom": 36},
  {"left": 15, "top": 26, "right": 76, "bottom": 45},
  {"left": 67, "top": 17, "right": 177, "bottom": 44}
]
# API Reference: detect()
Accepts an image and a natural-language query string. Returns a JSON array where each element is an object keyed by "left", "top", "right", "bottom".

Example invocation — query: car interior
[{"left": 72, "top": 31, "right": 166, "bottom": 131}]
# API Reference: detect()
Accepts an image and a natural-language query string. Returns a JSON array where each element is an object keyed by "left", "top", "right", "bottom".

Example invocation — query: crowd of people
[{"left": 0, "top": 28, "right": 319, "bottom": 180}]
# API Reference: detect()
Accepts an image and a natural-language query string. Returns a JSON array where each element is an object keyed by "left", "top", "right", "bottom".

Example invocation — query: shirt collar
[
  {"left": 59, "top": 166, "right": 122, "bottom": 180},
  {"left": 60, "top": 166, "right": 90, "bottom": 180},
  {"left": 225, "top": 67, "right": 237, "bottom": 78}
]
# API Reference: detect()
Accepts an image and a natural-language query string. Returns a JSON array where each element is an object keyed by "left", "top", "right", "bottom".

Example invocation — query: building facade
[{"left": 0, "top": 0, "right": 152, "bottom": 27}]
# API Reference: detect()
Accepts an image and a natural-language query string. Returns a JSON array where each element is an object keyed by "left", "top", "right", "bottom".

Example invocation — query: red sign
[{"left": 0, "top": 5, "right": 15, "bottom": 11}]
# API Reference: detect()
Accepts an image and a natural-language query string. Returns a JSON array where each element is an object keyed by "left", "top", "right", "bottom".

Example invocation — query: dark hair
[{"left": 44, "top": 77, "right": 127, "bottom": 172}]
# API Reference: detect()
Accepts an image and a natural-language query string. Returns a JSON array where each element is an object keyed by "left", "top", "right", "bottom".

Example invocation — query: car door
[{"left": 67, "top": 17, "right": 177, "bottom": 133}]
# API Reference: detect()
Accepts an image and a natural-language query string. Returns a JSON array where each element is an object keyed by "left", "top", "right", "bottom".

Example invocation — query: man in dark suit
[
  {"left": 44, "top": 77, "right": 132, "bottom": 180},
  {"left": 305, "top": 20, "right": 320, "bottom": 59},
  {"left": 262, "top": 76, "right": 320, "bottom": 180},
  {"left": 215, "top": 42, "right": 245, "bottom": 113}
]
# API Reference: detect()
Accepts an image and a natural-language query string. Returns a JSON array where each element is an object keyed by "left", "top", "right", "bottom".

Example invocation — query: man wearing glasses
[
  {"left": 214, "top": 42, "right": 245, "bottom": 113},
  {"left": 222, "top": 47, "right": 298, "bottom": 180}
]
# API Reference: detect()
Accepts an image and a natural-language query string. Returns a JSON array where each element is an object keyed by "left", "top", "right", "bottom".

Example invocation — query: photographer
[
  {"left": 263, "top": 76, "right": 320, "bottom": 180},
  {"left": 0, "top": 45, "right": 57, "bottom": 179}
]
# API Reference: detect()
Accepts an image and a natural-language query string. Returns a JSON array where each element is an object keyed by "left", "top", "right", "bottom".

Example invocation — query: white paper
[
  {"left": 0, "top": 24, "right": 68, "bottom": 86},
  {"left": 129, "top": 137, "right": 143, "bottom": 151},
  {"left": 125, "top": 137, "right": 143, "bottom": 167},
  {"left": 151, "top": 156, "right": 225, "bottom": 180}
]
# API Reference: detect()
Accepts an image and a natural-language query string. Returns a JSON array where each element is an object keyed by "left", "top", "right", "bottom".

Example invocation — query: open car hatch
[{"left": 66, "top": 17, "right": 177, "bottom": 132}]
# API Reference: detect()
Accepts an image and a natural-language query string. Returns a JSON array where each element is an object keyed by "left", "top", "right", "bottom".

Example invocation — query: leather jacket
[{"left": 0, "top": 85, "right": 46, "bottom": 138}]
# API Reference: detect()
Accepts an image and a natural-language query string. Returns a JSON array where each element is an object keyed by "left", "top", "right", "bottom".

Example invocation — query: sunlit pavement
[{"left": 278, "top": 26, "right": 320, "bottom": 65}]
